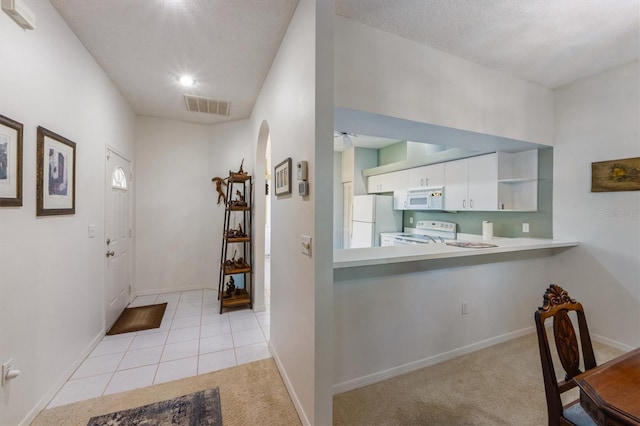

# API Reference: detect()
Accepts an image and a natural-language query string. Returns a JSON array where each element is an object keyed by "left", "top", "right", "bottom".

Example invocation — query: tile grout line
[
  {"left": 150, "top": 292, "right": 176, "bottom": 387},
  {"left": 55, "top": 289, "right": 270, "bottom": 406},
  {"left": 197, "top": 291, "right": 204, "bottom": 375}
]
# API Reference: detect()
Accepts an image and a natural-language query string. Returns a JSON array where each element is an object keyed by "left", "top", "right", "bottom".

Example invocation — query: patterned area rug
[{"left": 87, "top": 388, "right": 222, "bottom": 426}]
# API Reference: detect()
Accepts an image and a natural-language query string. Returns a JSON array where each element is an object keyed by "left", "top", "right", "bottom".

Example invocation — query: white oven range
[{"left": 380, "top": 220, "right": 457, "bottom": 246}]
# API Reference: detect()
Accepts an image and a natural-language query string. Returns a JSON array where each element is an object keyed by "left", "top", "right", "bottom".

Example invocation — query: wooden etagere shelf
[
  {"left": 222, "top": 265, "right": 252, "bottom": 275},
  {"left": 218, "top": 289, "right": 251, "bottom": 308},
  {"left": 218, "top": 171, "right": 253, "bottom": 314},
  {"left": 225, "top": 236, "right": 251, "bottom": 243}
]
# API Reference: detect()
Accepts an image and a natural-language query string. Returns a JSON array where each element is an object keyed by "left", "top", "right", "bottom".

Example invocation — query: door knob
[{"left": 106, "top": 251, "right": 115, "bottom": 258}]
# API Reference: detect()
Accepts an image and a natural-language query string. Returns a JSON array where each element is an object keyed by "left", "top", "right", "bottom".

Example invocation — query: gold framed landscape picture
[{"left": 591, "top": 157, "right": 640, "bottom": 192}]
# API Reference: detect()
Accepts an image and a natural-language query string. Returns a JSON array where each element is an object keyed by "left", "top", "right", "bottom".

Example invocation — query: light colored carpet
[
  {"left": 32, "top": 333, "right": 623, "bottom": 426},
  {"left": 31, "top": 358, "right": 301, "bottom": 426},
  {"left": 333, "top": 332, "right": 624, "bottom": 426}
]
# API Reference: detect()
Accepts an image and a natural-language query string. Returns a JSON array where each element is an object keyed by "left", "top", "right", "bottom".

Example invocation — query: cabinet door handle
[
  {"left": 426, "top": 178, "right": 429, "bottom": 186},
  {"left": 463, "top": 200, "right": 466, "bottom": 208},
  {"left": 470, "top": 199, "right": 474, "bottom": 209}
]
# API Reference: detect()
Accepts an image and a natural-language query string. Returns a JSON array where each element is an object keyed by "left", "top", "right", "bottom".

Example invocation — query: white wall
[
  {"left": 135, "top": 117, "right": 261, "bottom": 302},
  {"left": 333, "top": 253, "right": 555, "bottom": 391},
  {"left": 352, "top": 148, "right": 377, "bottom": 195},
  {"left": 335, "top": 16, "right": 554, "bottom": 146},
  {"left": 135, "top": 117, "right": 218, "bottom": 295},
  {"left": 0, "top": 1, "right": 136, "bottom": 424},
  {"left": 551, "top": 60, "right": 640, "bottom": 349},
  {"left": 248, "top": 0, "right": 334, "bottom": 424}
]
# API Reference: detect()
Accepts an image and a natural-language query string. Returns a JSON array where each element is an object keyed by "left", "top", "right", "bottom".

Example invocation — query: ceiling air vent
[{"left": 184, "top": 95, "right": 230, "bottom": 116}]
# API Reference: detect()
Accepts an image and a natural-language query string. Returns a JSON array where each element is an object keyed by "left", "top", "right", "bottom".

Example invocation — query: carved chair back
[{"left": 534, "top": 284, "right": 597, "bottom": 426}]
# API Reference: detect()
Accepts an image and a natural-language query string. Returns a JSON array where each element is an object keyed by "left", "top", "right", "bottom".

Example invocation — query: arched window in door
[{"left": 112, "top": 167, "right": 128, "bottom": 190}]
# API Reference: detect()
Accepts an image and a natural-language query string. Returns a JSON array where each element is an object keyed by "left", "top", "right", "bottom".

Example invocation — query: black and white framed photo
[
  {"left": 274, "top": 157, "right": 292, "bottom": 196},
  {"left": 0, "top": 114, "right": 23, "bottom": 207},
  {"left": 36, "top": 126, "right": 76, "bottom": 216}
]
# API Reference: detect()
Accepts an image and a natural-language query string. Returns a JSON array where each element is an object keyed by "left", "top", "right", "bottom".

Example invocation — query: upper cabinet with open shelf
[{"left": 366, "top": 149, "right": 539, "bottom": 212}]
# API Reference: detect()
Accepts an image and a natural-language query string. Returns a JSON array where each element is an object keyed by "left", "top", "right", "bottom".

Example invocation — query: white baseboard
[
  {"left": 20, "top": 329, "right": 105, "bottom": 426},
  {"left": 133, "top": 285, "right": 211, "bottom": 298},
  {"left": 135, "top": 287, "right": 265, "bottom": 314},
  {"left": 252, "top": 303, "right": 266, "bottom": 313},
  {"left": 333, "top": 326, "right": 535, "bottom": 395},
  {"left": 591, "top": 333, "right": 636, "bottom": 352},
  {"left": 269, "top": 341, "right": 310, "bottom": 426}
]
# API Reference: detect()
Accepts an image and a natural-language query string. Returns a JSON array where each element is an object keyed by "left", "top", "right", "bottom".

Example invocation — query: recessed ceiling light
[{"left": 178, "top": 75, "right": 195, "bottom": 86}]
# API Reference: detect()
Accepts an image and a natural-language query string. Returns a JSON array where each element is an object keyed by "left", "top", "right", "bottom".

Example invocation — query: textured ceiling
[
  {"left": 49, "top": 0, "right": 299, "bottom": 125},
  {"left": 49, "top": 0, "right": 639, "bottom": 126},
  {"left": 336, "top": 0, "right": 640, "bottom": 89}
]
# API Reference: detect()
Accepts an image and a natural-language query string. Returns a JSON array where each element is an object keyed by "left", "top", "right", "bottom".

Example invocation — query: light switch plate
[
  {"left": 300, "top": 235, "right": 312, "bottom": 256},
  {"left": 522, "top": 223, "right": 530, "bottom": 233},
  {"left": 88, "top": 224, "right": 96, "bottom": 238}
]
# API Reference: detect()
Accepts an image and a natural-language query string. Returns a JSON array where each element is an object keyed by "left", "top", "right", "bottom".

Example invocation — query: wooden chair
[{"left": 534, "top": 284, "right": 597, "bottom": 426}]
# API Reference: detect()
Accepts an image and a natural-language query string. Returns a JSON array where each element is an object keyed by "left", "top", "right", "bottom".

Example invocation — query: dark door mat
[{"left": 106, "top": 302, "right": 168, "bottom": 335}]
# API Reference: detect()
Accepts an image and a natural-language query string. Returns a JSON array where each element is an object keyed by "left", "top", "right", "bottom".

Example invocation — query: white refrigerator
[{"left": 350, "top": 195, "right": 402, "bottom": 248}]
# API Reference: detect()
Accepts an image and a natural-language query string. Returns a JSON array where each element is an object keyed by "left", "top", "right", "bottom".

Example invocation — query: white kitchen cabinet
[
  {"left": 444, "top": 151, "right": 538, "bottom": 211},
  {"left": 443, "top": 159, "right": 468, "bottom": 210},
  {"left": 367, "top": 169, "right": 408, "bottom": 193},
  {"left": 393, "top": 189, "right": 407, "bottom": 210},
  {"left": 407, "top": 163, "right": 444, "bottom": 188},
  {"left": 468, "top": 154, "right": 498, "bottom": 210},
  {"left": 444, "top": 154, "right": 498, "bottom": 210}
]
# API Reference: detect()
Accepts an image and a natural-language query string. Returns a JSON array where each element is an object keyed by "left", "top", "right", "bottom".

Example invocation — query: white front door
[{"left": 105, "top": 148, "right": 132, "bottom": 329}]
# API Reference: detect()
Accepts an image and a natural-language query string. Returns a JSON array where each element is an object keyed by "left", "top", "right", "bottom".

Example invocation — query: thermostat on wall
[
  {"left": 298, "top": 181, "right": 309, "bottom": 196},
  {"left": 297, "top": 161, "right": 308, "bottom": 181}
]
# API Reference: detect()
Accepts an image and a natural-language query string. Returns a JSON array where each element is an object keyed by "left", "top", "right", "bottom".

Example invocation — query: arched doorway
[{"left": 253, "top": 120, "right": 271, "bottom": 312}]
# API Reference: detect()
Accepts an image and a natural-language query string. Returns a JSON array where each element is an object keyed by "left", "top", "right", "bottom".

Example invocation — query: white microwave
[{"left": 404, "top": 186, "right": 444, "bottom": 210}]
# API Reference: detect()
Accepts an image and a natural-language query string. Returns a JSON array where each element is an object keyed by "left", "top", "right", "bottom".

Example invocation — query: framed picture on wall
[
  {"left": 274, "top": 157, "right": 292, "bottom": 196},
  {"left": 0, "top": 114, "right": 23, "bottom": 207},
  {"left": 591, "top": 157, "right": 640, "bottom": 192},
  {"left": 36, "top": 126, "right": 76, "bottom": 216}
]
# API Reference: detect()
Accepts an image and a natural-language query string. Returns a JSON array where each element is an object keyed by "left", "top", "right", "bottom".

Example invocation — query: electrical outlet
[
  {"left": 409, "top": 216, "right": 414, "bottom": 224},
  {"left": 462, "top": 301, "right": 469, "bottom": 315},
  {"left": 1, "top": 359, "right": 12, "bottom": 387},
  {"left": 522, "top": 223, "right": 530, "bottom": 233}
]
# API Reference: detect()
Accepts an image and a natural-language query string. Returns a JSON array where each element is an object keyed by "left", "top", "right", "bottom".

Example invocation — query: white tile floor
[{"left": 48, "top": 287, "right": 271, "bottom": 408}]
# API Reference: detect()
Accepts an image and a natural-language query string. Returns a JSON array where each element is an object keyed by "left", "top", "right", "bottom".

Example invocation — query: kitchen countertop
[{"left": 333, "top": 234, "right": 578, "bottom": 269}]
